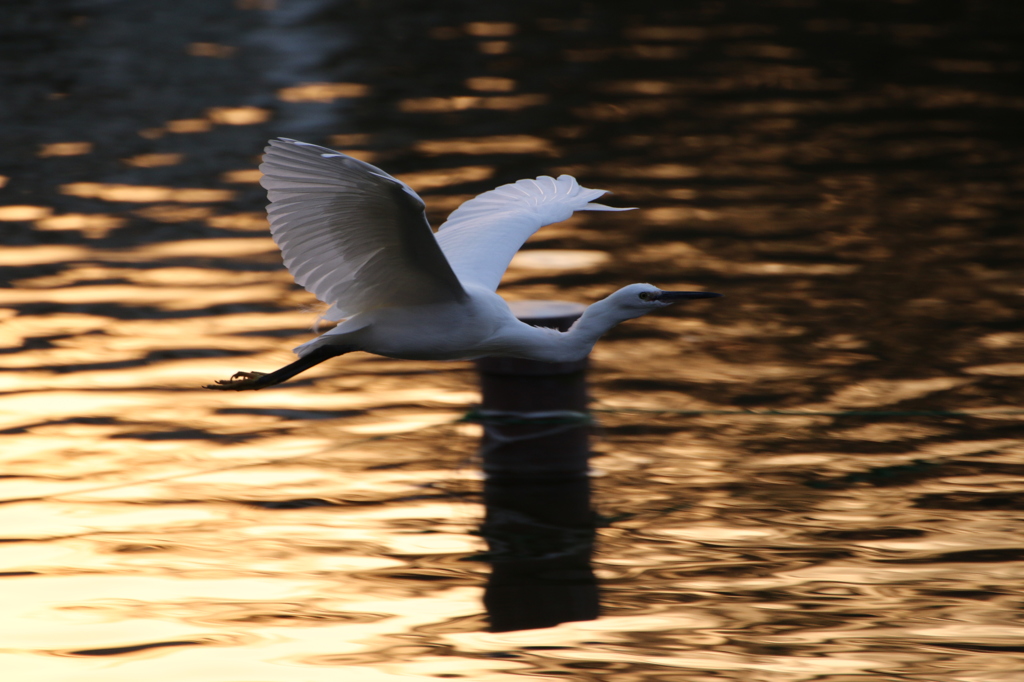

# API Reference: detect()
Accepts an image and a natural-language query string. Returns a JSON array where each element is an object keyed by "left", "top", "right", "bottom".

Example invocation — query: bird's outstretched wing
[
  {"left": 260, "top": 138, "right": 466, "bottom": 320},
  {"left": 435, "top": 174, "right": 633, "bottom": 292}
]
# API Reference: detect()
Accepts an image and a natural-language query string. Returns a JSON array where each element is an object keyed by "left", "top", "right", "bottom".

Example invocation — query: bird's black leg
[{"left": 205, "top": 345, "right": 349, "bottom": 391}]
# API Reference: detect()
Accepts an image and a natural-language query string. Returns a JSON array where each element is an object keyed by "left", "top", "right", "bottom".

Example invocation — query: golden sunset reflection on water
[{"left": 4, "top": 1, "right": 1024, "bottom": 680}]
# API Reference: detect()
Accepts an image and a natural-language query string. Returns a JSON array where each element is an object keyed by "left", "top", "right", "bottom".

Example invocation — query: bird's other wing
[
  {"left": 434, "top": 174, "right": 633, "bottom": 292},
  {"left": 260, "top": 138, "right": 466, "bottom": 320}
]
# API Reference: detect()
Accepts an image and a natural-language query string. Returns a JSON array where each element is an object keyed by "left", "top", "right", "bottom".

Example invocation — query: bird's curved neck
[{"left": 499, "top": 297, "right": 627, "bottom": 363}]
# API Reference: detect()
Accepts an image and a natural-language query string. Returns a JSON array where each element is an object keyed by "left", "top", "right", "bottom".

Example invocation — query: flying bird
[{"left": 207, "top": 138, "right": 720, "bottom": 390}]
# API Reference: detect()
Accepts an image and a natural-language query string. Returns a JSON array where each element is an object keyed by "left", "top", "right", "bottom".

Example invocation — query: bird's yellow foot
[{"left": 205, "top": 371, "right": 270, "bottom": 391}]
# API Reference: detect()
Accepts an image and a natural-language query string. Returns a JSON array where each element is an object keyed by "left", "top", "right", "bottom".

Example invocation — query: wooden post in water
[
  {"left": 474, "top": 300, "right": 590, "bottom": 478},
  {"left": 474, "top": 300, "right": 598, "bottom": 631}
]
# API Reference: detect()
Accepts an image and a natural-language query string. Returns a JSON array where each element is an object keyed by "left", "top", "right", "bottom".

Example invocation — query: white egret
[{"left": 207, "top": 138, "right": 720, "bottom": 390}]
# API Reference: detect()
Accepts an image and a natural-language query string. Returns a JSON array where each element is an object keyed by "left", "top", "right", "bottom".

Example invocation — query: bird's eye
[{"left": 638, "top": 291, "right": 654, "bottom": 301}]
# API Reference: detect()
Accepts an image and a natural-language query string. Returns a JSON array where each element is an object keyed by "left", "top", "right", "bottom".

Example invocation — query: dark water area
[{"left": 1, "top": 1, "right": 1023, "bottom": 680}]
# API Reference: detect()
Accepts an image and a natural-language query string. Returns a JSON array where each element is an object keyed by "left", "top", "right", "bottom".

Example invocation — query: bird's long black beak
[{"left": 655, "top": 291, "right": 723, "bottom": 302}]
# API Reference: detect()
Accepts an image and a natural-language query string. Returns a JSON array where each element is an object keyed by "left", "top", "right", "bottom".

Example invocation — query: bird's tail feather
[
  {"left": 293, "top": 337, "right": 324, "bottom": 357},
  {"left": 293, "top": 317, "right": 369, "bottom": 357}
]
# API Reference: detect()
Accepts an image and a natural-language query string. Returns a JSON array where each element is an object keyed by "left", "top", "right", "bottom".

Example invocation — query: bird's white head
[{"left": 603, "top": 283, "right": 722, "bottom": 323}]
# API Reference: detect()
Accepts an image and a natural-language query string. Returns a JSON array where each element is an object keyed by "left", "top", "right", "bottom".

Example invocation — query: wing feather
[
  {"left": 260, "top": 138, "right": 465, "bottom": 319},
  {"left": 434, "top": 174, "right": 633, "bottom": 292}
]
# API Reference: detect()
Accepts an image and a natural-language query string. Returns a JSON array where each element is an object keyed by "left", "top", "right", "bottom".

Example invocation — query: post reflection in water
[
  {"left": 3, "top": 0, "right": 1024, "bottom": 679},
  {"left": 480, "top": 462, "right": 598, "bottom": 633}
]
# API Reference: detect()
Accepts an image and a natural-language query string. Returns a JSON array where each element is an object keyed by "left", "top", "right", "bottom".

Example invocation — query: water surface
[{"left": 2, "top": 1, "right": 1023, "bottom": 680}]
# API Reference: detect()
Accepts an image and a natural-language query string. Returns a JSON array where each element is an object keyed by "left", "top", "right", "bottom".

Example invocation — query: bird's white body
[
  {"left": 309, "top": 285, "right": 518, "bottom": 361},
  {"left": 305, "top": 283, "right": 655, "bottom": 363},
  {"left": 208, "top": 138, "right": 720, "bottom": 390}
]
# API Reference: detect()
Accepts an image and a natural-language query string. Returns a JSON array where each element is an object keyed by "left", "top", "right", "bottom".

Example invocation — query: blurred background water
[{"left": 1, "top": 1, "right": 1023, "bottom": 680}]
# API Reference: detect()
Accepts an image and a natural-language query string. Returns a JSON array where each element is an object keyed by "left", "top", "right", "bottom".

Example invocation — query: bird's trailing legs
[{"left": 205, "top": 345, "right": 349, "bottom": 391}]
